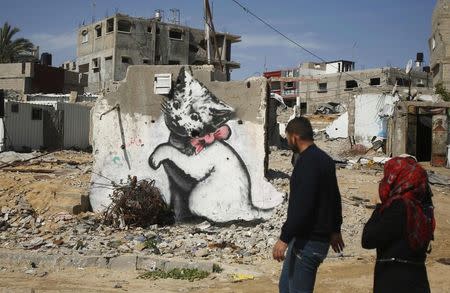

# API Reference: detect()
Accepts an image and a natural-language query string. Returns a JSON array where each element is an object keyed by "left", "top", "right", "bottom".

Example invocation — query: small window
[
  {"left": 11, "top": 103, "right": 19, "bottom": 113},
  {"left": 345, "top": 80, "right": 358, "bottom": 89},
  {"left": 81, "top": 30, "right": 88, "bottom": 43},
  {"left": 79, "top": 63, "right": 89, "bottom": 73},
  {"left": 156, "top": 26, "right": 160, "bottom": 35},
  {"left": 143, "top": 59, "right": 150, "bottom": 64},
  {"left": 92, "top": 58, "right": 99, "bottom": 69},
  {"left": 284, "top": 81, "right": 294, "bottom": 88},
  {"left": 318, "top": 82, "right": 327, "bottom": 92},
  {"left": 168, "top": 60, "right": 180, "bottom": 65},
  {"left": 107, "top": 18, "right": 114, "bottom": 33},
  {"left": 147, "top": 26, "right": 152, "bottom": 33},
  {"left": 31, "top": 108, "right": 43, "bottom": 120},
  {"left": 105, "top": 56, "right": 112, "bottom": 61},
  {"left": 117, "top": 20, "right": 131, "bottom": 32},
  {"left": 396, "top": 78, "right": 411, "bottom": 87},
  {"left": 95, "top": 25, "right": 102, "bottom": 37},
  {"left": 370, "top": 78, "right": 381, "bottom": 86},
  {"left": 271, "top": 81, "right": 281, "bottom": 91},
  {"left": 121, "top": 56, "right": 131, "bottom": 64},
  {"left": 169, "top": 29, "right": 183, "bottom": 40}
]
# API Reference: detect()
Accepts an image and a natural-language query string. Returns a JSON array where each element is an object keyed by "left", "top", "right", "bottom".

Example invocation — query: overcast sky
[{"left": 0, "top": 0, "right": 437, "bottom": 80}]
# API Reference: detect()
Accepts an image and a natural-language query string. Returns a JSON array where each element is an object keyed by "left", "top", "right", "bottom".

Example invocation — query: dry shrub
[{"left": 103, "top": 176, "right": 174, "bottom": 228}]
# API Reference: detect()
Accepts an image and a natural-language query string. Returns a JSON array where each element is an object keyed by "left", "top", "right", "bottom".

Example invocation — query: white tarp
[
  {"left": 354, "top": 94, "right": 399, "bottom": 147},
  {"left": 325, "top": 112, "right": 349, "bottom": 139}
]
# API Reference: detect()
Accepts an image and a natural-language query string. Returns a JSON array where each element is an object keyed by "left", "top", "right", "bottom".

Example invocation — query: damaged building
[
  {"left": 430, "top": 0, "right": 450, "bottom": 90},
  {"left": 74, "top": 12, "right": 241, "bottom": 92},
  {"left": 264, "top": 58, "right": 432, "bottom": 113},
  {"left": 0, "top": 59, "right": 88, "bottom": 96}
]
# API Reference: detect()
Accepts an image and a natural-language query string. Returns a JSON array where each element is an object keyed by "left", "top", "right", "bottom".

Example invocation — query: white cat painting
[{"left": 149, "top": 67, "right": 272, "bottom": 222}]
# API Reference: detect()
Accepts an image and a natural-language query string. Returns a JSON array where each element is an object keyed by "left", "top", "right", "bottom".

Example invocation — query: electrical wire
[{"left": 229, "top": 0, "right": 388, "bottom": 94}]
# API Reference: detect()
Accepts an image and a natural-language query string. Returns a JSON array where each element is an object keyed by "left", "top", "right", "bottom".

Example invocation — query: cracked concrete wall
[{"left": 90, "top": 65, "right": 283, "bottom": 222}]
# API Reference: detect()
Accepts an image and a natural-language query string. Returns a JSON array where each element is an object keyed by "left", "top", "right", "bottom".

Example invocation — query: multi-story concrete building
[
  {"left": 75, "top": 13, "right": 241, "bottom": 92},
  {"left": 430, "top": 0, "right": 450, "bottom": 90},
  {"left": 264, "top": 60, "right": 432, "bottom": 113}
]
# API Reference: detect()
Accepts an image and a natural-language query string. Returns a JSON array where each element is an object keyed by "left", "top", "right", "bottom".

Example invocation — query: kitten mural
[{"left": 149, "top": 67, "right": 271, "bottom": 222}]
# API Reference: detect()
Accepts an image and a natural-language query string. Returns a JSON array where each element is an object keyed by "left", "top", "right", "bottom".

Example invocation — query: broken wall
[
  {"left": 353, "top": 93, "right": 398, "bottom": 147},
  {"left": 90, "top": 65, "right": 284, "bottom": 222}
]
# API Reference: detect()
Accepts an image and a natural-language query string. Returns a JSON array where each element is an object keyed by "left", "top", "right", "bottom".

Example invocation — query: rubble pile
[
  {"left": 103, "top": 176, "right": 174, "bottom": 228},
  {"left": 0, "top": 149, "right": 377, "bottom": 265}
]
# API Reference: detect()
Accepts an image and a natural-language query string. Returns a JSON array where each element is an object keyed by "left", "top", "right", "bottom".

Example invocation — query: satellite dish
[{"left": 405, "top": 59, "right": 413, "bottom": 74}]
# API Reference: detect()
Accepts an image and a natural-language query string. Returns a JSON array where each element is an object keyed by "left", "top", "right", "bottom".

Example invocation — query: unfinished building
[
  {"left": 75, "top": 13, "right": 241, "bottom": 92},
  {"left": 264, "top": 60, "right": 432, "bottom": 113}
]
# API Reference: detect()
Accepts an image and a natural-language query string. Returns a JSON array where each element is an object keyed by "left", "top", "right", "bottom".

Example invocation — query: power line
[{"left": 229, "top": 0, "right": 386, "bottom": 94}]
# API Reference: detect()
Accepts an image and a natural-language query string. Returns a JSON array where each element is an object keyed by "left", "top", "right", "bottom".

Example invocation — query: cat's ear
[
  {"left": 169, "top": 66, "right": 186, "bottom": 99},
  {"left": 210, "top": 100, "right": 234, "bottom": 119}
]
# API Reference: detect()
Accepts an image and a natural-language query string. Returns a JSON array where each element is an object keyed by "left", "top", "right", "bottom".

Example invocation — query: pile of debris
[
  {"left": 103, "top": 176, "right": 174, "bottom": 228},
  {"left": 6, "top": 149, "right": 449, "bottom": 266}
]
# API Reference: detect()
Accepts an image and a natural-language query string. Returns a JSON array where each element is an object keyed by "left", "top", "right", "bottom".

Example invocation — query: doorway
[{"left": 416, "top": 114, "right": 432, "bottom": 162}]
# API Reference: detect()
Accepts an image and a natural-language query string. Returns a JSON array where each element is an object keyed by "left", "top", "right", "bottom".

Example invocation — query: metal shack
[{"left": 1, "top": 101, "right": 91, "bottom": 151}]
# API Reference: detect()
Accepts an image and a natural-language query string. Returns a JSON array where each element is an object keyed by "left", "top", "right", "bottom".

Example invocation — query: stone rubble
[{"left": 0, "top": 147, "right": 380, "bottom": 266}]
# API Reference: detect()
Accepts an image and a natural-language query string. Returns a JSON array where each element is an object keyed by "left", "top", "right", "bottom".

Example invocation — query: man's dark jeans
[{"left": 279, "top": 239, "right": 329, "bottom": 293}]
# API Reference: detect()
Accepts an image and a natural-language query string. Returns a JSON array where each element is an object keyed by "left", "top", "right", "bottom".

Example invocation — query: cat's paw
[
  {"left": 148, "top": 152, "right": 160, "bottom": 169},
  {"left": 148, "top": 145, "right": 169, "bottom": 169}
]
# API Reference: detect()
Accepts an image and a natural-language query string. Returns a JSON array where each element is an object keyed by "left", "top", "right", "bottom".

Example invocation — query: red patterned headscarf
[{"left": 379, "top": 157, "right": 435, "bottom": 250}]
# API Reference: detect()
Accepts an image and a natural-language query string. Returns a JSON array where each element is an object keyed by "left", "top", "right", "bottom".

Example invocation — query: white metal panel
[
  {"left": 0, "top": 118, "right": 4, "bottom": 151},
  {"left": 56, "top": 103, "right": 92, "bottom": 149},
  {"left": 3, "top": 102, "right": 50, "bottom": 150}
]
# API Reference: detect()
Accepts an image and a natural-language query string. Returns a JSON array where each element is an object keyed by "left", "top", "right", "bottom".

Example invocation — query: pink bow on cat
[{"left": 190, "top": 125, "right": 231, "bottom": 154}]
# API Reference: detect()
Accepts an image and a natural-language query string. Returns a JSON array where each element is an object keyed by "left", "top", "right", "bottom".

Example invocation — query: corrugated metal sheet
[
  {"left": 56, "top": 103, "right": 92, "bottom": 149},
  {"left": 4, "top": 102, "right": 52, "bottom": 150}
]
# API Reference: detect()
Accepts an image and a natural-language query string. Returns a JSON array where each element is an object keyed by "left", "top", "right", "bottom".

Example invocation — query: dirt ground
[
  {"left": 1, "top": 151, "right": 450, "bottom": 292},
  {"left": 1, "top": 258, "right": 450, "bottom": 292}
]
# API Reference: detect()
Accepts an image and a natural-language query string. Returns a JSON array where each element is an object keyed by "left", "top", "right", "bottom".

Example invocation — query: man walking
[{"left": 273, "top": 117, "right": 344, "bottom": 293}]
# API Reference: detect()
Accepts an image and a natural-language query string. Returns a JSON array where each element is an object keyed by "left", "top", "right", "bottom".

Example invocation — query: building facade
[
  {"left": 264, "top": 61, "right": 432, "bottom": 113},
  {"left": 75, "top": 13, "right": 241, "bottom": 92},
  {"left": 0, "top": 62, "right": 87, "bottom": 95},
  {"left": 430, "top": 0, "right": 450, "bottom": 90}
]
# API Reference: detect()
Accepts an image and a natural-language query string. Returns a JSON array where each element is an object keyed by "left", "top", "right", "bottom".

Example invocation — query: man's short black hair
[{"left": 286, "top": 116, "right": 314, "bottom": 141}]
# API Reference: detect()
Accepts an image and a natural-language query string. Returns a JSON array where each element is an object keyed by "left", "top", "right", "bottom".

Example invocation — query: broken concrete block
[{"left": 108, "top": 255, "right": 137, "bottom": 271}]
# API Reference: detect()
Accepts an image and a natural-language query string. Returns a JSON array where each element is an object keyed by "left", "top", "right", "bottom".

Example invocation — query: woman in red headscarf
[{"left": 362, "top": 156, "right": 435, "bottom": 293}]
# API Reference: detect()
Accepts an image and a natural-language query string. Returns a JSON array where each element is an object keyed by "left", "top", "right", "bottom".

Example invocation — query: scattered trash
[
  {"left": 232, "top": 273, "right": 255, "bottom": 282},
  {"left": 325, "top": 112, "right": 348, "bottom": 139},
  {"left": 427, "top": 171, "right": 450, "bottom": 186},
  {"left": 208, "top": 241, "right": 239, "bottom": 250},
  {"left": 315, "top": 102, "right": 345, "bottom": 115},
  {"left": 103, "top": 176, "right": 174, "bottom": 228}
]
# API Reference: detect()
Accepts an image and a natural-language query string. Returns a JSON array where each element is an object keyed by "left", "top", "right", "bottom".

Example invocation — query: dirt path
[{"left": 1, "top": 258, "right": 450, "bottom": 292}]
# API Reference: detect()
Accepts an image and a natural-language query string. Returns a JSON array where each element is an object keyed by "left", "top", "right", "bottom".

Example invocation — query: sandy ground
[{"left": 1, "top": 151, "right": 450, "bottom": 292}]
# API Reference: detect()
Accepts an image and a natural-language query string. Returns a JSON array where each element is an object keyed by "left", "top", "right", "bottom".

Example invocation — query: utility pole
[
  {"left": 92, "top": 0, "right": 96, "bottom": 24},
  {"left": 204, "top": 0, "right": 212, "bottom": 65}
]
